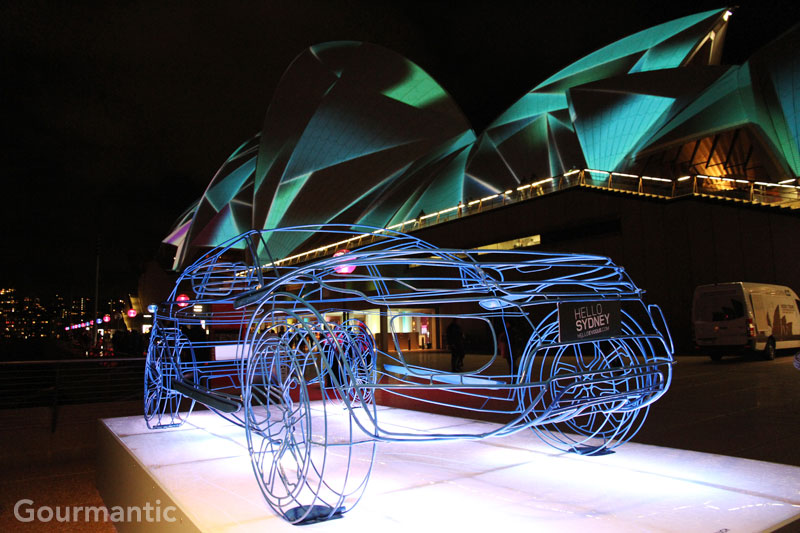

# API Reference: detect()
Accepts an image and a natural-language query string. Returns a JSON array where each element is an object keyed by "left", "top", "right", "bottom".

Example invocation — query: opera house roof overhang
[{"left": 165, "top": 8, "right": 799, "bottom": 269}]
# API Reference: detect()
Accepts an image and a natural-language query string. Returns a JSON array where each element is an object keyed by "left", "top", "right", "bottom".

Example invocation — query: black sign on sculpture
[{"left": 558, "top": 301, "right": 622, "bottom": 343}]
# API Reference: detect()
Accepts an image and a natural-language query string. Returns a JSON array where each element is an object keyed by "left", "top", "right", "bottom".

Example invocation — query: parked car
[
  {"left": 692, "top": 282, "right": 800, "bottom": 361},
  {"left": 145, "top": 225, "right": 674, "bottom": 524}
]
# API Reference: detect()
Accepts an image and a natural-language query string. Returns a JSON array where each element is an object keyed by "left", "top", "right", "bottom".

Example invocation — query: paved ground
[
  {"left": 635, "top": 353, "right": 800, "bottom": 467},
  {"left": 380, "top": 350, "right": 800, "bottom": 466},
  {"left": 1, "top": 352, "right": 798, "bottom": 531}
]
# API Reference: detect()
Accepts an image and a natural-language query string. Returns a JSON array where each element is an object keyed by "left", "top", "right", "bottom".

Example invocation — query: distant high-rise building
[
  {"left": 17, "top": 296, "right": 49, "bottom": 339},
  {"left": 0, "top": 288, "right": 18, "bottom": 339}
]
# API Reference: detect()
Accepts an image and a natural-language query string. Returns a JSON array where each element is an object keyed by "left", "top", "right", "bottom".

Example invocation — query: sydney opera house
[{"left": 156, "top": 7, "right": 799, "bottom": 349}]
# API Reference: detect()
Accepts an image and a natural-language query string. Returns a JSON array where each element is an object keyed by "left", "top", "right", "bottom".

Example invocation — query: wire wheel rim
[
  {"left": 144, "top": 333, "right": 195, "bottom": 428},
  {"left": 519, "top": 311, "right": 652, "bottom": 454},
  {"left": 320, "top": 320, "right": 377, "bottom": 405},
  {"left": 143, "top": 349, "right": 165, "bottom": 422},
  {"left": 244, "top": 317, "right": 377, "bottom": 524},
  {"left": 248, "top": 350, "right": 319, "bottom": 509},
  {"left": 536, "top": 338, "right": 648, "bottom": 453},
  {"left": 245, "top": 323, "right": 339, "bottom": 524}
]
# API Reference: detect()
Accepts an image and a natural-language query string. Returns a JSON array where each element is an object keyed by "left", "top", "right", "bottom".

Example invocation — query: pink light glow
[
  {"left": 333, "top": 250, "right": 356, "bottom": 274},
  {"left": 177, "top": 294, "right": 190, "bottom": 307},
  {"left": 127, "top": 309, "right": 138, "bottom": 318}
]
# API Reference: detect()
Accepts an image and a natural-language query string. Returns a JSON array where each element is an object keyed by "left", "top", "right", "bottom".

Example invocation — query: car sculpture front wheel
[
  {"left": 144, "top": 328, "right": 196, "bottom": 429},
  {"left": 244, "top": 320, "right": 376, "bottom": 524}
]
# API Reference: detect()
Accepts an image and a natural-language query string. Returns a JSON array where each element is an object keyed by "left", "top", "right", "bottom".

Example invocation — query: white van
[{"left": 692, "top": 282, "right": 800, "bottom": 361}]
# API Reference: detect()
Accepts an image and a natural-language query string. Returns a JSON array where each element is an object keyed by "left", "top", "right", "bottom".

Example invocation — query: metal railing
[
  {"left": 278, "top": 169, "right": 799, "bottom": 266},
  {"left": 579, "top": 169, "right": 800, "bottom": 207},
  {"left": 0, "top": 357, "right": 145, "bottom": 410}
]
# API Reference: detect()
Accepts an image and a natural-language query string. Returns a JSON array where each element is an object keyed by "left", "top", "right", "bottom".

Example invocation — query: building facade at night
[{"left": 159, "top": 8, "right": 800, "bottom": 350}]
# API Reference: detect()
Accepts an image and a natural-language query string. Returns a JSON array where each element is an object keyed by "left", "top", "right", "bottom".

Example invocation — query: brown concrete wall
[{"left": 411, "top": 188, "right": 800, "bottom": 352}]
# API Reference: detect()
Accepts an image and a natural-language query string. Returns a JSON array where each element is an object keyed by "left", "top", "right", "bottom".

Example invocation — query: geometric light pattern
[
  {"left": 637, "top": 22, "right": 800, "bottom": 180},
  {"left": 573, "top": 93, "right": 675, "bottom": 171},
  {"left": 168, "top": 42, "right": 480, "bottom": 268},
  {"left": 749, "top": 26, "right": 800, "bottom": 176},
  {"left": 165, "top": 9, "right": 800, "bottom": 270},
  {"left": 466, "top": 8, "right": 732, "bottom": 186}
]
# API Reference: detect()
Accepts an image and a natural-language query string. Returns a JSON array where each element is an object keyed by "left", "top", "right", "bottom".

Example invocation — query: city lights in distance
[
  {"left": 103, "top": 314, "right": 111, "bottom": 323},
  {"left": 147, "top": 304, "right": 158, "bottom": 313},
  {"left": 127, "top": 309, "right": 137, "bottom": 318}
]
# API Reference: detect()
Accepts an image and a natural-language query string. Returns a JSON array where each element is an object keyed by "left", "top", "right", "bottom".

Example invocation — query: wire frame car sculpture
[{"left": 145, "top": 225, "right": 674, "bottom": 524}]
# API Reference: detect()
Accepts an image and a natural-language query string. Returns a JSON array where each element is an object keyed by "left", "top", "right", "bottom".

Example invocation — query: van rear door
[{"left": 693, "top": 286, "right": 748, "bottom": 347}]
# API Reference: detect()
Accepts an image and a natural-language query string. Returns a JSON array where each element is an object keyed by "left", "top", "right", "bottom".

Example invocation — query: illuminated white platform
[{"left": 98, "top": 406, "right": 800, "bottom": 532}]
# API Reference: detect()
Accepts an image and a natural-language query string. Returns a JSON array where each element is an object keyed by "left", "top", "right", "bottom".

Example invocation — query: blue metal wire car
[{"left": 145, "top": 225, "right": 674, "bottom": 524}]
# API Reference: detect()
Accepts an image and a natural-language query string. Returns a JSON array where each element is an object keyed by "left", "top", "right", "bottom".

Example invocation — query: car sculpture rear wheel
[
  {"left": 518, "top": 310, "right": 653, "bottom": 455},
  {"left": 319, "top": 319, "right": 377, "bottom": 406}
]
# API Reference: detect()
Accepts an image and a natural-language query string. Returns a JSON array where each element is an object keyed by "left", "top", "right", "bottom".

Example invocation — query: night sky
[{"left": 1, "top": 0, "right": 796, "bottom": 298}]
